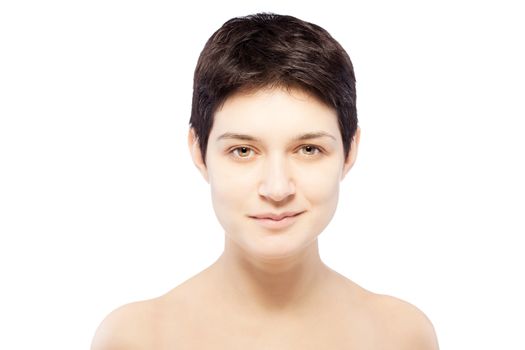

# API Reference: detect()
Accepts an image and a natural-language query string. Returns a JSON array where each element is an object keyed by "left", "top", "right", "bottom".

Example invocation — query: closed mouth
[{"left": 249, "top": 211, "right": 304, "bottom": 221}]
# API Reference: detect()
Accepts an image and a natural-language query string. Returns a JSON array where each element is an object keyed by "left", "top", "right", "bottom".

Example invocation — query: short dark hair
[{"left": 189, "top": 13, "right": 357, "bottom": 165}]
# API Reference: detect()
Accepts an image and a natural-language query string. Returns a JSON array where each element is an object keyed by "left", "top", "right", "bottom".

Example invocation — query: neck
[{"left": 211, "top": 237, "right": 332, "bottom": 315}]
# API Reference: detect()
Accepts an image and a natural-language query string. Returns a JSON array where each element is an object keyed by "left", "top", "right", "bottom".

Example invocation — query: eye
[
  {"left": 231, "top": 146, "right": 255, "bottom": 159},
  {"left": 299, "top": 145, "right": 322, "bottom": 156}
]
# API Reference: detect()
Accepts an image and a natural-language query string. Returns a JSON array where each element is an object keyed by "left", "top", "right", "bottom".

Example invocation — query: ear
[
  {"left": 341, "top": 126, "right": 361, "bottom": 181},
  {"left": 188, "top": 127, "right": 209, "bottom": 183}
]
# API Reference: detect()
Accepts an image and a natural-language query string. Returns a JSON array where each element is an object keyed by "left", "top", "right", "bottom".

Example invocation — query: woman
[{"left": 92, "top": 13, "right": 439, "bottom": 349}]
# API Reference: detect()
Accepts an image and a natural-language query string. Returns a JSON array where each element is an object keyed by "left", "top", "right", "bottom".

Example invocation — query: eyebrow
[{"left": 216, "top": 131, "right": 336, "bottom": 143}]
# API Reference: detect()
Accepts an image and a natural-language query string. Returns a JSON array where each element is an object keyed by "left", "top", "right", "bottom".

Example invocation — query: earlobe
[
  {"left": 341, "top": 126, "right": 361, "bottom": 180},
  {"left": 187, "top": 128, "right": 209, "bottom": 183}
]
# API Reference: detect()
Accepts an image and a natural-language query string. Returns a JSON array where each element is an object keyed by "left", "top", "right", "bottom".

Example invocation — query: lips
[
  {"left": 249, "top": 211, "right": 303, "bottom": 221},
  {"left": 249, "top": 211, "right": 304, "bottom": 230}
]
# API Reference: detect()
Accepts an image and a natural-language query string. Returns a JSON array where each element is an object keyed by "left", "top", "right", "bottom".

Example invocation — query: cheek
[
  {"left": 298, "top": 162, "right": 342, "bottom": 235},
  {"left": 208, "top": 163, "right": 255, "bottom": 227},
  {"left": 299, "top": 162, "right": 341, "bottom": 204},
  {"left": 210, "top": 164, "right": 255, "bottom": 199}
]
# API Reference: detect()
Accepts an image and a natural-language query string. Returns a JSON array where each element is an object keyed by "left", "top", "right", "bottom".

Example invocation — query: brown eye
[
  {"left": 300, "top": 145, "right": 321, "bottom": 156},
  {"left": 232, "top": 146, "right": 254, "bottom": 158}
]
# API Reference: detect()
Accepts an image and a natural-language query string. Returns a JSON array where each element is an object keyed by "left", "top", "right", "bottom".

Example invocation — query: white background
[{"left": 1, "top": 0, "right": 524, "bottom": 348}]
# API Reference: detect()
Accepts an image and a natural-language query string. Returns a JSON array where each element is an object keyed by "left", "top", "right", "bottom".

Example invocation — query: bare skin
[
  {"left": 91, "top": 88, "right": 439, "bottom": 349},
  {"left": 91, "top": 251, "right": 438, "bottom": 349}
]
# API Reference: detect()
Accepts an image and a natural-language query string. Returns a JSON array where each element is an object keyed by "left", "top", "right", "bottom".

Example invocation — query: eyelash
[{"left": 229, "top": 145, "right": 324, "bottom": 160}]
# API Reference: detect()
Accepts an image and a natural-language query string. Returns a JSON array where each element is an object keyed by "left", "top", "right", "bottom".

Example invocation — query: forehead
[{"left": 211, "top": 87, "right": 340, "bottom": 141}]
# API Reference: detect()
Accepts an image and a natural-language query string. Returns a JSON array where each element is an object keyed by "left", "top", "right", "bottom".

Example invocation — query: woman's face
[{"left": 189, "top": 87, "right": 359, "bottom": 261}]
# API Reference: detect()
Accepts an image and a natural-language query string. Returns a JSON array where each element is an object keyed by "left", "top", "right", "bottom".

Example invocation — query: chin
[{"left": 236, "top": 230, "right": 319, "bottom": 261}]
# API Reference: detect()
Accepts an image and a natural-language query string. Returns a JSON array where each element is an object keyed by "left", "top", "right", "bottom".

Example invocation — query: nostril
[{"left": 258, "top": 179, "right": 296, "bottom": 202}]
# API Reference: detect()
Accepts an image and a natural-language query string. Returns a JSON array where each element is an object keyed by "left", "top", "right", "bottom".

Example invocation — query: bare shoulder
[
  {"left": 368, "top": 293, "right": 439, "bottom": 349},
  {"left": 90, "top": 298, "right": 161, "bottom": 350}
]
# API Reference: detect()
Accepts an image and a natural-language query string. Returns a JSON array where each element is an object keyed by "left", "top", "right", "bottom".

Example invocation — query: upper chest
[{"left": 149, "top": 303, "right": 388, "bottom": 350}]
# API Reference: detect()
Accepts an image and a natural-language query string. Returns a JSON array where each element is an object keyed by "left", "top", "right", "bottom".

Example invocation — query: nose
[{"left": 257, "top": 155, "right": 296, "bottom": 202}]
